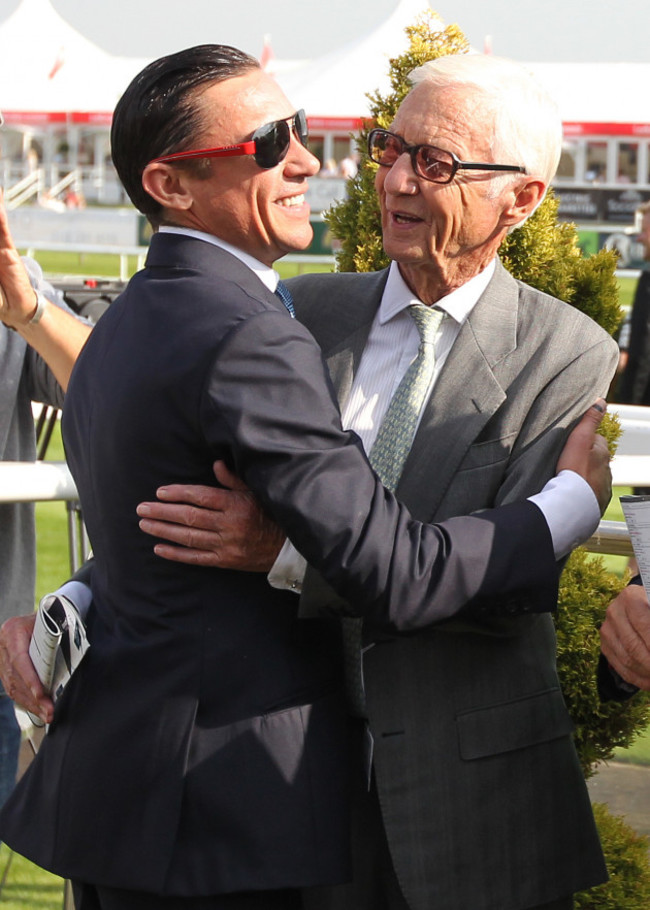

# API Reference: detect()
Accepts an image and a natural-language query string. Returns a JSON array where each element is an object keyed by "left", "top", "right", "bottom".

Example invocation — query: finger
[
  {"left": 149, "top": 483, "right": 232, "bottom": 510},
  {"left": 152, "top": 543, "right": 221, "bottom": 567},
  {"left": 1, "top": 656, "right": 53, "bottom": 723},
  {"left": 625, "top": 597, "right": 650, "bottom": 649},
  {"left": 137, "top": 501, "right": 227, "bottom": 529},
  {"left": 601, "top": 595, "right": 650, "bottom": 683},
  {"left": 213, "top": 460, "right": 249, "bottom": 492},
  {"left": 139, "top": 517, "right": 224, "bottom": 549},
  {"left": 573, "top": 399, "right": 607, "bottom": 439},
  {"left": 0, "top": 191, "right": 15, "bottom": 252}
]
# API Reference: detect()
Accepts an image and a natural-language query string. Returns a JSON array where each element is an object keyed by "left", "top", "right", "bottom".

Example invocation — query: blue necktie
[{"left": 275, "top": 280, "right": 295, "bottom": 318}]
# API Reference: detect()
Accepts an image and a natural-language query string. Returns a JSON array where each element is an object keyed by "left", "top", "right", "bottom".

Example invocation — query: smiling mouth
[
  {"left": 277, "top": 194, "right": 306, "bottom": 208},
  {"left": 390, "top": 211, "right": 422, "bottom": 224}
]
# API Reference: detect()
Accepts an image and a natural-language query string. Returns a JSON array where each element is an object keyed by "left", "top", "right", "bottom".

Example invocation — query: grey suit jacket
[{"left": 289, "top": 261, "right": 619, "bottom": 910}]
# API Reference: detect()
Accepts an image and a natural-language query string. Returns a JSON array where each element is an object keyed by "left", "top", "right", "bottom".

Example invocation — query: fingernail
[
  {"left": 592, "top": 402, "right": 605, "bottom": 413},
  {"left": 137, "top": 504, "right": 150, "bottom": 516}
]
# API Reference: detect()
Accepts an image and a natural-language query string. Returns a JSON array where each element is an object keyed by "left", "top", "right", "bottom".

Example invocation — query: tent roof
[
  {"left": 276, "top": 0, "right": 440, "bottom": 128},
  {"left": 0, "top": 0, "right": 647, "bottom": 135},
  {"left": 0, "top": 0, "right": 148, "bottom": 125},
  {"left": 527, "top": 62, "right": 650, "bottom": 134},
  {"left": 275, "top": 1, "right": 650, "bottom": 133}
]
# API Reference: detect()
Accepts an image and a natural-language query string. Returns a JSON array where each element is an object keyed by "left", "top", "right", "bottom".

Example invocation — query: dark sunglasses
[
  {"left": 150, "top": 110, "right": 308, "bottom": 170},
  {"left": 367, "top": 128, "right": 527, "bottom": 185}
]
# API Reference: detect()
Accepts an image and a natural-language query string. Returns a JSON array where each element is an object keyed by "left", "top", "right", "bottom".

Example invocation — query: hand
[
  {"left": 137, "top": 460, "right": 286, "bottom": 570},
  {"left": 0, "top": 614, "right": 53, "bottom": 724},
  {"left": 0, "top": 193, "right": 43, "bottom": 328},
  {"left": 600, "top": 584, "right": 650, "bottom": 690},
  {"left": 556, "top": 399, "right": 611, "bottom": 514}
]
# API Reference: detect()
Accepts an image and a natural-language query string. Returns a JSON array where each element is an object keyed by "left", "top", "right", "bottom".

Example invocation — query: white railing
[
  {"left": 1, "top": 403, "right": 649, "bottom": 564},
  {"left": 5, "top": 170, "right": 45, "bottom": 209},
  {"left": 0, "top": 459, "right": 634, "bottom": 558},
  {"left": 0, "top": 460, "right": 76, "bottom": 502},
  {"left": 0, "top": 461, "right": 89, "bottom": 572}
]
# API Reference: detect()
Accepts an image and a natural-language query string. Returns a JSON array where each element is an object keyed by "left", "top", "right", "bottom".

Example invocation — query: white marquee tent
[
  {"left": 0, "top": 0, "right": 647, "bottom": 205},
  {"left": 276, "top": 0, "right": 439, "bottom": 129},
  {"left": 0, "top": 0, "right": 147, "bottom": 126},
  {"left": 0, "top": 0, "right": 647, "bottom": 138}
]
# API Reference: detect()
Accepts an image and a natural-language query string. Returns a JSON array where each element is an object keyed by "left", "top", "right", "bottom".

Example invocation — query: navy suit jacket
[{"left": 1, "top": 235, "right": 558, "bottom": 896}]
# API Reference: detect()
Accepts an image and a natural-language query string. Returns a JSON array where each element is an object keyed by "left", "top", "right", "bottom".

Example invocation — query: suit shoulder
[
  {"left": 288, "top": 269, "right": 386, "bottom": 303},
  {"left": 288, "top": 270, "right": 389, "bottom": 336},
  {"left": 515, "top": 279, "right": 618, "bottom": 351}
]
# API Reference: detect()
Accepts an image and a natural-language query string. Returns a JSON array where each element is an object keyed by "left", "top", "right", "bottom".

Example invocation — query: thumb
[
  {"left": 212, "top": 459, "right": 248, "bottom": 492},
  {"left": 576, "top": 398, "right": 607, "bottom": 436}
]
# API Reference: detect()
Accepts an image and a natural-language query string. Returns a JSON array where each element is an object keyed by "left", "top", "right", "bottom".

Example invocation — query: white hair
[{"left": 408, "top": 54, "right": 562, "bottom": 193}]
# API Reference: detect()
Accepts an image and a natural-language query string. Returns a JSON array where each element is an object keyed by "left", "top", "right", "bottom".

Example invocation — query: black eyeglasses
[
  {"left": 150, "top": 110, "right": 309, "bottom": 170},
  {"left": 367, "top": 128, "right": 527, "bottom": 185}
]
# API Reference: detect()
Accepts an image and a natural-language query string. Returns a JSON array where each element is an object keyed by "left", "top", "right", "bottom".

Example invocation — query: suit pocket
[
  {"left": 456, "top": 687, "right": 574, "bottom": 760},
  {"left": 454, "top": 432, "right": 517, "bottom": 474}
]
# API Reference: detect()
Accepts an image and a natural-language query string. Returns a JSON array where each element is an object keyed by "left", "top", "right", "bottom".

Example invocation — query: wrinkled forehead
[{"left": 391, "top": 82, "right": 493, "bottom": 157}]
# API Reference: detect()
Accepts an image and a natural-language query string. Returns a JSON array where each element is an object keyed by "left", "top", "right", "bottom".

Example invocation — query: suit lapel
[
  {"left": 310, "top": 271, "right": 389, "bottom": 412},
  {"left": 396, "top": 262, "right": 519, "bottom": 517}
]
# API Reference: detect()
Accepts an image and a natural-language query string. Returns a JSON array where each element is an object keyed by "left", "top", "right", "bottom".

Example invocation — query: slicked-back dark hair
[{"left": 111, "top": 44, "right": 260, "bottom": 225}]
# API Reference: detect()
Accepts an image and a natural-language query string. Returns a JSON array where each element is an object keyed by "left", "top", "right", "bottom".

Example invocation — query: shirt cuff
[
  {"left": 528, "top": 469, "right": 601, "bottom": 559},
  {"left": 267, "top": 538, "right": 307, "bottom": 593},
  {"left": 54, "top": 580, "right": 93, "bottom": 621}
]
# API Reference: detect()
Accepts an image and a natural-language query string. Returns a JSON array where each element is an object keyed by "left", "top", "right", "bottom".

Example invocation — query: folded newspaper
[
  {"left": 28, "top": 593, "right": 90, "bottom": 726},
  {"left": 620, "top": 494, "right": 650, "bottom": 592}
]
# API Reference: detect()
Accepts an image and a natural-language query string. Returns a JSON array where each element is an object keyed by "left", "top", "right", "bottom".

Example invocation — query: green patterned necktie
[{"left": 343, "top": 303, "right": 445, "bottom": 716}]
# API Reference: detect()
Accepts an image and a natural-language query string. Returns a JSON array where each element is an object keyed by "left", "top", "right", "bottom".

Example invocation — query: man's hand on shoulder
[
  {"left": 137, "top": 460, "right": 285, "bottom": 570},
  {"left": 556, "top": 399, "right": 611, "bottom": 514}
]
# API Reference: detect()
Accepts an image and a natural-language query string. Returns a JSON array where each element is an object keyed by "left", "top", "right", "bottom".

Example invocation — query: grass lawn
[
  {"left": 0, "top": 846, "right": 65, "bottom": 910},
  {"left": 19, "top": 248, "right": 335, "bottom": 284}
]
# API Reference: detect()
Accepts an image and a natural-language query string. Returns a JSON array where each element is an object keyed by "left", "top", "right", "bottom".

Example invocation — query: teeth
[
  {"left": 277, "top": 195, "right": 305, "bottom": 207},
  {"left": 394, "top": 213, "right": 418, "bottom": 223}
]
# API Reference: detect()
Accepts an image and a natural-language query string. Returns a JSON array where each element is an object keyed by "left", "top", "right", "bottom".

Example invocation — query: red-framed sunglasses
[{"left": 149, "top": 110, "right": 308, "bottom": 170}]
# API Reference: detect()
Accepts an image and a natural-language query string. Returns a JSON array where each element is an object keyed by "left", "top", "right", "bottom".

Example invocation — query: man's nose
[
  {"left": 287, "top": 134, "right": 320, "bottom": 177},
  {"left": 383, "top": 152, "right": 419, "bottom": 194}
]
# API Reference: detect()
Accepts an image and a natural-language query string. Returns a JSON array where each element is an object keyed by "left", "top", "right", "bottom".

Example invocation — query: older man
[
  {"left": 132, "top": 55, "right": 619, "bottom": 910},
  {"left": 0, "top": 45, "right": 613, "bottom": 910}
]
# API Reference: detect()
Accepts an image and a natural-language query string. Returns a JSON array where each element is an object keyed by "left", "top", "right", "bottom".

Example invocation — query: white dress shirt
[{"left": 269, "top": 260, "right": 601, "bottom": 591}]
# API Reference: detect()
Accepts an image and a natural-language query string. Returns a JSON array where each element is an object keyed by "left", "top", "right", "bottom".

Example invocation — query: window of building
[
  {"left": 585, "top": 141, "right": 607, "bottom": 183},
  {"left": 616, "top": 141, "right": 638, "bottom": 183}
]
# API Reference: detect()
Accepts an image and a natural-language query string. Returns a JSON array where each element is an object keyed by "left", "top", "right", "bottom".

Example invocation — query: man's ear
[
  {"left": 142, "top": 162, "right": 194, "bottom": 213},
  {"left": 502, "top": 177, "right": 546, "bottom": 228}
]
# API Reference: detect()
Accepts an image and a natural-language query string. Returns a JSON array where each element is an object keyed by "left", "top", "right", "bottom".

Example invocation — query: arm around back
[{"left": 203, "top": 310, "right": 559, "bottom": 632}]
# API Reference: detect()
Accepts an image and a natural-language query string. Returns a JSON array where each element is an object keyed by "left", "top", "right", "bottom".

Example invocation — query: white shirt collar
[
  {"left": 158, "top": 226, "right": 280, "bottom": 293},
  {"left": 380, "top": 259, "right": 496, "bottom": 326}
]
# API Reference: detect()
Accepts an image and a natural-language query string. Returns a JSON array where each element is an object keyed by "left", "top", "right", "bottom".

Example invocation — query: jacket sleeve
[{"left": 200, "top": 310, "right": 559, "bottom": 633}]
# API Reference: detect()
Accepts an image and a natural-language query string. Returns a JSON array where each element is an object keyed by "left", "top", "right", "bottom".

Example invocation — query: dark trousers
[{"left": 72, "top": 881, "right": 302, "bottom": 910}]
